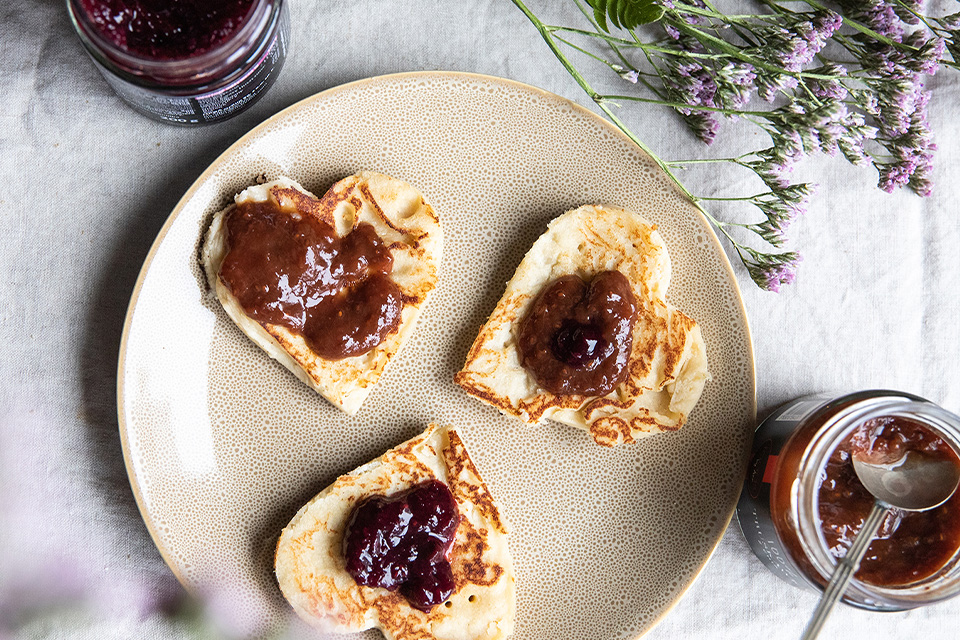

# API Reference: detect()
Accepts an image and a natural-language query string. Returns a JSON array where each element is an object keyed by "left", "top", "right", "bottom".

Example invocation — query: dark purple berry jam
[
  {"left": 553, "top": 320, "right": 610, "bottom": 367},
  {"left": 343, "top": 480, "right": 460, "bottom": 611},
  {"left": 79, "top": 0, "right": 256, "bottom": 60}
]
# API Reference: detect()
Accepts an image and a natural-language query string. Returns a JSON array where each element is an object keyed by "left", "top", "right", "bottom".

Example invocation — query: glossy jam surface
[
  {"left": 818, "top": 416, "right": 960, "bottom": 586},
  {"left": 219, "top": 189, "right": 402, "bottom": 360},
  {"left": 79, "top": 0, "right": 255, "bottom": 60},
  {"left": 344, "top": 480, "right": 461, "bottom": 611},
  {"left": 517, "top": 271, "right": 636, "bottom": 396}
]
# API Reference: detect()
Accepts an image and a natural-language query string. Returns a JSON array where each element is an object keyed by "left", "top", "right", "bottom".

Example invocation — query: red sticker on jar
[
  {"left": 746, "top": 440, "right": 773, "bottom": 499},
  {"left": 762, "top": 454, "right": 779, "bottom": 484}
]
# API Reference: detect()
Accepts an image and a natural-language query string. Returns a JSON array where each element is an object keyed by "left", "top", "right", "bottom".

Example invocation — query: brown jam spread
[
  {"left": 517, "top": 271, "right": 636, "bottom": 396},
  {"left": 818, "top": 416, "right": 960, "bottom": 586},
  {"left": 218, "top": 190, "right": 402, "bottom": 360}
]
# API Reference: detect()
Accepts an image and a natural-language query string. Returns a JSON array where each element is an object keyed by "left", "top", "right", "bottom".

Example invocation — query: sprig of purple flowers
[{"left": 511, "top": 0, "right": 959, "bottom": 291}]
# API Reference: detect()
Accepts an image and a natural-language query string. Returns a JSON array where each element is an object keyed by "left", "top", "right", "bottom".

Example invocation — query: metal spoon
[{"left": 800, "top": 448, "right": 960, "bottom": 640}]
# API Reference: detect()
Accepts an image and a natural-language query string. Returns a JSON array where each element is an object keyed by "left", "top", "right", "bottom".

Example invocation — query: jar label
[{"left": 736, "top": 394, "right": 835, "bottom": 591}]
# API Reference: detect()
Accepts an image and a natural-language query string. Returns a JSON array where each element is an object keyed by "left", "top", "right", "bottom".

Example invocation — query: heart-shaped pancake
[
  {"left": 455, "top": 204, "right": 709, "bottom": 446},
  {"left": 202, "top": 172, "right": 442, "bottom": 414}
]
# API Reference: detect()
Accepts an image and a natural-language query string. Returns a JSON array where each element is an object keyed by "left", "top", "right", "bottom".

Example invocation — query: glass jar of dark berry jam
[
  {"left": 67, "top": 0, "right": 288, "bottom": 125},
  {"left": 737, "top": 390, "right": 960, "bottom": 610}
]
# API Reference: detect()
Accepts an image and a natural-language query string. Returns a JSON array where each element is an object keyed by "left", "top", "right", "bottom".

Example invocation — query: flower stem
[
  {"left": 890, "top": 0, "right": 942, "bottom": 34},
  {"left": 668, "top": 157, "right": 747, "bottom": 165},
  {"left": 601, "top": 93, "right": 777, "bottom": 117},
  {"left": 673, "top": 2, "right": 778, "bottom": 24},
  {"left": 548, "top": 25, "right": 636, "bottom": 47},
  {"left": 699, "top": 195, "right": 769, "bottom": 201},
  {"left": 665, "top": 19, "right": 840, "bottom": 80},
  {"left": 554, "top": 35, "right": 621, "bottom": 69},
  {"left": 509, "top": 0, "right": 705, "bottom": 208}
]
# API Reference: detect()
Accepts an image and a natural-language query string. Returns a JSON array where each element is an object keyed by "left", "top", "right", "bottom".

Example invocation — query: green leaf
[{"left": 587, "top": 0, "right": 665, "bottom": 32}]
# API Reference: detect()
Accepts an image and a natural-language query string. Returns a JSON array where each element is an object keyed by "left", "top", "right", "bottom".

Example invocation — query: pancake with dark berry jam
[{"left": 275, "top": 424, "right": 515, "bottom": 640}]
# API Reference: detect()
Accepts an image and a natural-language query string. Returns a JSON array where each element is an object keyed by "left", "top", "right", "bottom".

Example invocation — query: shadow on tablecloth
[{"left": 75, "top": 132, "right": 243, "bottom": 586}]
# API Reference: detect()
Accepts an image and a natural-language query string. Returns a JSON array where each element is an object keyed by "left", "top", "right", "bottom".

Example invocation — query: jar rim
[
  {"left": 791, "top": 393, "right": 960, "bottom": 609},
  {"left": 66, "top": 0, "right": 280, "bottom": 87}
]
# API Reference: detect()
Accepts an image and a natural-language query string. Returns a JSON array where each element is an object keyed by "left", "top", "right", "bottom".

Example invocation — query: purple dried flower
[
  {"left": 668, "top": 61, "right": 718, "bottom": 110},
  {"left": 771, "top": 127, "right": 806, "bottom": 164},
  {"left": 745, "top": 250, "right": 802, "bottom": 292},
  {"left": 908, "top": 161, "right": 934, "bottom": 196},
  {"left": 891, "top": 88, "right": 935, "bottom": 194},
  {"left": 659, "top": 37, "right": 726, "bottom": 143},
  {"left": 777, "top": 32, "right": 813, "bottom": 72},
  {"left": 891, "top": 0, "right": 922, "bottom": 25},
  {"left": 673, "top": 61, "right": 718, "bottom": 104},
  {"left": 875, "top": 74, "right": 923, "bottom": 137},
  {"left": 798, "top": 11, "right": 843, "bottom": 60},
  {"left": 873, "top": 77, "right": 935, "bottom": 196},
  {"left": 912, "top": 84, "right": 932, "bottom": 128},
  {"left": 680, "top": 111, "right": 720, "bottom": 144},
  {"left": 763, "top": 100, "right": 844, "bottom": 156},
  {"left": 721, "top": 62, "right": 757, "bottom": 86},
  {"left": 745, "top": 151, "right": 793, "bottom": 191},
  {"left": 804, "top": 100, "right": 851, "bottom": 155},
  {"left": 756, "top": 71, "right": 799, "bottom": 101},
  {"left": 678, "top": 0, "right": 707, "bottom": 25},
  {"left": 741, "top": 147, "right": 803, "bottom": 191},
  {"left": 868, "top": 44, "right": 907, "bottom": 76},
  {"left": 837, "top": 112, "right": 878, "bottom": 165},
  {"left": 841, "top": 0, "right": 904, "bottom": 40},
  {"left": 810, "top": 79, "right": 848, "bottom": 101},
  {"left": 808, "top": 63, "right": 849, "bottom": 101},
  {"left": 751, "top": 182, "right": 813, "bottom": 247},
  {"left": 762, "top": 262, "right": 798, "bottom": 292},
  {"left": 940, "top": 12, "right": 960, "bottom": 31},
  {"left": 716, "top": 62, "right": 756, "bottom": 110},
  {"left": 851, "top": 87, "right": 881, "bottom": 117},
  {"left": 877, "top": 161, "right": 913, "bottom": 192},
  {"left": 904, "top": 33, "right": 947, "bottom": 75},
  {"left": 842, "top": 3, "right": 942, "bottom": 80},
  {"left": 753, "top": 221, "right": 790, "bottom": 246},
  {"left": 814, "top": 10, "right": 844, "bottom": 37},
  {"left": 751, "top": 11, "right": 842, "bottom": 74}
]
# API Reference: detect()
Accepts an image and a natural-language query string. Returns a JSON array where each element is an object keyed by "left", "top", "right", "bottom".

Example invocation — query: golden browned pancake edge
[
  {"left": 200, "top": 172, "right": 443, "bottom": 415},
  {"left": 455, "top": 204, "right": 709, "bottom": 446},
  {"left": 274, "top": 424, "right": 516, "bottom": 640}
]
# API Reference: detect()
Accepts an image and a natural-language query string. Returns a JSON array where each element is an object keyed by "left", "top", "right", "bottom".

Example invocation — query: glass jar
[
  {"left": 737, "top": 390, "right": 960, "bottom": 610},
  {"left": 67, "top": 0, "right": 289, "bottom": 125}
]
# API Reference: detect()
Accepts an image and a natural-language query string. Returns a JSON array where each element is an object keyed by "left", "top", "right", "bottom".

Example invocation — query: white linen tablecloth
[{"left": 2, "top": 1, "right": 959, "bottom": 639}]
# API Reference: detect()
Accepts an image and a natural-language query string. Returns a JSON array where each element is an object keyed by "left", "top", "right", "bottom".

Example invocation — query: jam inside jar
[
  {"left": 818, "top": 416, "right": 960, "bottom": 587},
  {"left": 67, "top": 0, "right": 289, "bottom": 125},
  {"left": 77, "top": 0, "right": 256, "bottom": 60},
  {"left": 737, "top": 391, "right": 960, "bottom": 611}
]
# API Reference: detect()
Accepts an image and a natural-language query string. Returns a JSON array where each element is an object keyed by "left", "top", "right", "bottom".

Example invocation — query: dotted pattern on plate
[{"left": 120, "top": 72, "right": 754, "bottom": 640}]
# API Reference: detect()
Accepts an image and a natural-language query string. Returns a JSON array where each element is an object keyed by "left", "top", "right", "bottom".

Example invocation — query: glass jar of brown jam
[
  {"left": 67, "top": 0, "right": 288, "bottom": 125},
  {"left": 737, "top": 390, "right": 960, "bottom": 610}
]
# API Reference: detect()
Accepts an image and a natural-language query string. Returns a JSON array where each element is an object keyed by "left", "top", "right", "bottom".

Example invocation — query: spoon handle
[{"left": 800, "top": 500, "right": 887, "bottom": 640}]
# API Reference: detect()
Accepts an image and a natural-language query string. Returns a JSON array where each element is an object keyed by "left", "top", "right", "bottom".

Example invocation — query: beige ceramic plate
[{"left": 118, "top": 71, "right": 755, "bottom": 639}]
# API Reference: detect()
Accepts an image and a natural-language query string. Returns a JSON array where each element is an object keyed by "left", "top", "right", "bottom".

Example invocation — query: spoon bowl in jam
[
  {"left": 801, "top": 422, "right": 960, "bottom": 640},
  {"left": 852, "top": 449, "right": 960, "bottom": 512}
]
